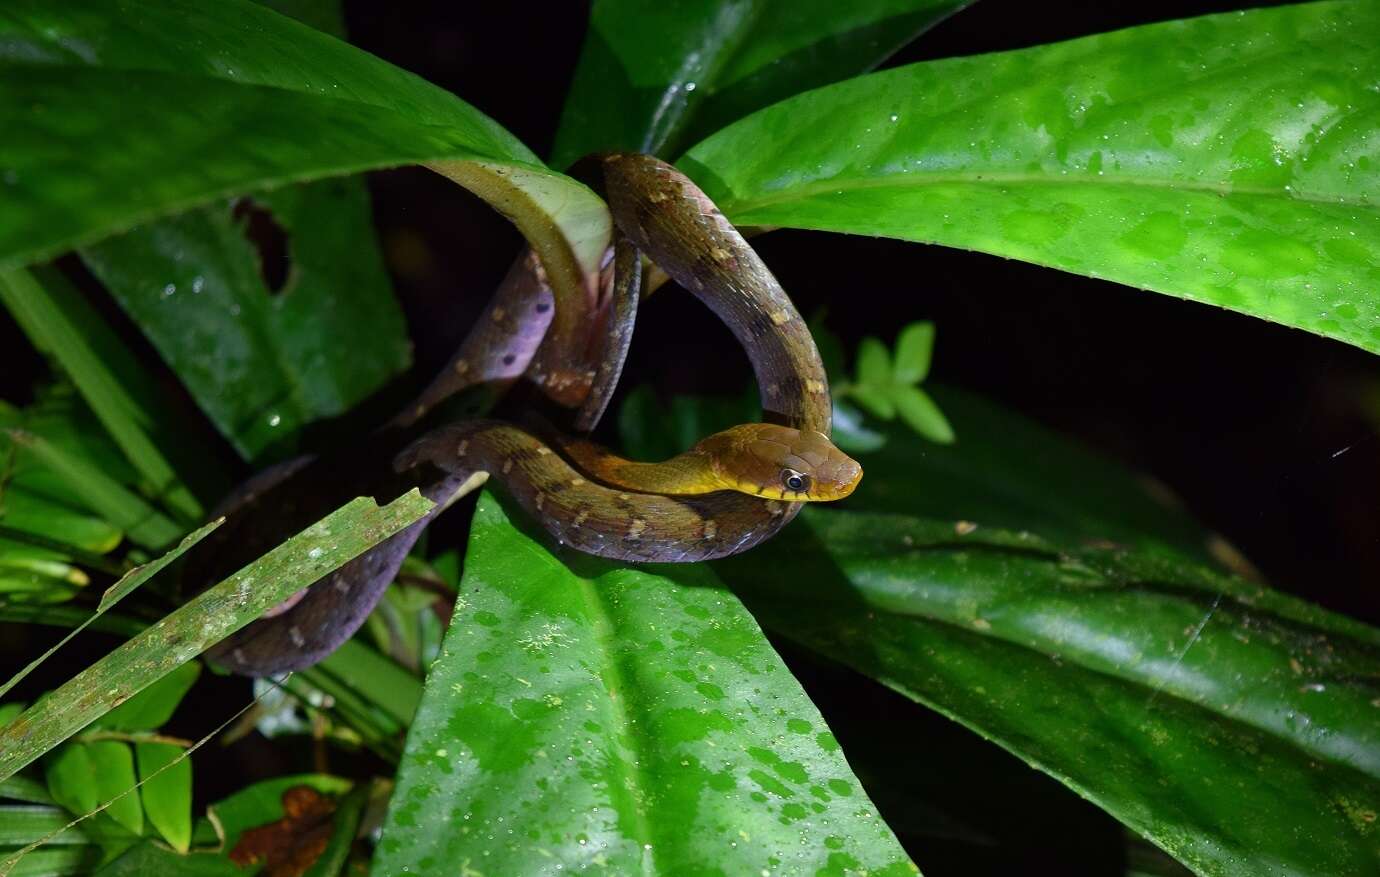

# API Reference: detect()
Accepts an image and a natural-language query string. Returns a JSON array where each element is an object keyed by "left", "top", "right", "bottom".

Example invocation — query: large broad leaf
[
  {"left": 0, "top": 0, "right": 609, "bottom": 317},
  {"left": 681, "top": 1, "right": 1380, "bottom": 356},
  {"left": 551, "top": 0, "right": 971, "bottom": 167},
  {"left": 75, "top": 0, "right": 411, "bottom": 461},
  {"left": 374, "top": 493, "right": 916, "bottom": 876},
  {"left": 716, "top": 508, "right": 1380, "bottom": 876}
]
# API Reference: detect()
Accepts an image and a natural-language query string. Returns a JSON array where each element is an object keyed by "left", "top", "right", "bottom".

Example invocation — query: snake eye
[{"left": 782, "top": 469, "right": 810, "bottom": 494}]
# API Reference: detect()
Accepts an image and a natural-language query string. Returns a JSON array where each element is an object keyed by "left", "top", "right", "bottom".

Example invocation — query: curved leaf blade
[
  {"left": 552, "top": 0, "right": 972, "bottom": 166},
  {"left": 715, "top": 506, "right": 1380, "bottom": 876},
  {"left": 0, "top": 0, "right": 609, "bottom": 301},
  {"left": 374, "top": 492, "right": 916, "bottom": 876},
  {"left": 683, "top": 1, "right": 1380, "bottom": 355}
]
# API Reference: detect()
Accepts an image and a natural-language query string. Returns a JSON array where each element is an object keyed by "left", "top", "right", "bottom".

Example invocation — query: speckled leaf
[
  {"left": 0, "top": 491, "right": 432, "bottom": 789},
  {"left": 0, "top": 0, "right": 610, "bottom": 319},
  {"left": 682, "top": 2, "right": 1380, "bottom": 356},
  {"left": 715, "top": 507, "right": 1380, "bottom": 876},
  {"left": 373, "top": 492, "right": 916, "bottom": 876},
  {"left": 552, "top": 0, "right": 971, "bottom": 166}
]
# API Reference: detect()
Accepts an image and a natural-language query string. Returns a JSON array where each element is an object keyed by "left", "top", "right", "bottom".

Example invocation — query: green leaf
[
  {"left": 0, "top": 491, "right": 433, "bottom": 787},
  {"left": 82, "top": 181, "right": 410, "bottom": 462},
  {"left": 892, "top": 321, "right": 935, "bottom": 385},
  {"left": 891, "top": 385, "right": 954, "bottom": 444},
  {"left": 374, "top": 492, "right": 916, "bottom": 876},
  {"left": 94, "top": 841, "right": 242, "bottom": 877},
  {"left": 682, "top": 1, "right": 1380, "bottom": 357},
  {"left": 135, "top": 743, "right": 191, "bottom": 854},
  {"left": 43, "top": 745, "right": 97, "bottom": 818},
  {"left": 314, "top": 639, "right": 422, "bottom": 728},
  {"left": 85, "top": 742, "right": 142, "bottom": 836},
  {"left": 0, "top": 267, "right": 203, "bottom": 523},
  {"left": 0, "top": 0, "right": 609, "bottom": 320},
  {"left": 716, "top": 508, "right": 1380, "bottom": 877},
  {"left": 4, "top": 430, "right": 182, "bottom": 551},
  {"left": 848, "top": 384, "right": 897, "bottom": 421},
  {"left": 4, "top": 846, "right": 102, "bottom": 877},
  {"left": 0, "top": 521, "right": 218, "bottom": 702},
  {"left": 0, "top": 776, "right": 51, "bottom": 806},
  {"left": 99, "top": 663, "right": 200, "bottom": 733},
  {"left": 552, "top": 0, "right": 971, "bottom": 166},
  {"left": 0, "top": 803, "right": 120, "bottom": 846},
  {"left": 855, "top": 336, "right": 892, "bottom": 386}
]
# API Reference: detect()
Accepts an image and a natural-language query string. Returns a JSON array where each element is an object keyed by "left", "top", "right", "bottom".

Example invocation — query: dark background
[{"left": 2, "top": 2, "right": 1373, "bottom": 874}]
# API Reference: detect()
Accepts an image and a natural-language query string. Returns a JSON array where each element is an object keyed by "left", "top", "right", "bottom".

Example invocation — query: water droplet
[
  {"left": 161, "top": 283, "right": 177, "bottom": 298},
  {"left": 889, "top": 113, "right": 899, "bottom": 123},
  {"left": 684, "top": 81, "right": 696, "bottom": 92},
  {"left": 268, "top": 413, "right": 282, "bottom": 427},
  {"left": 191, "top": 276, "right": 205, "bottom": 293}
]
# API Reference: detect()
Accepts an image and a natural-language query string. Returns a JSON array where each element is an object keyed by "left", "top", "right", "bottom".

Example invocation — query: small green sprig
[{"left": 827, "top": 321, "right": 955, "bottom": 446}]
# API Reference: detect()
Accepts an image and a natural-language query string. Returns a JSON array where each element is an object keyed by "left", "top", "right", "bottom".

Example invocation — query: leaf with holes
[
  {"left": 74, "top": 0, "right": 412, "bottom": 462},
  {"left": 0, "top": 0, "right": 609, "bottom": 339},
  {"left": 373, "top": 492, "right": 916, "bottom": 876},
  {"left": 682, "top": 1, "right": 1380, "bottom": 356},
  {"left": 82, "top": 183, "right": 411, "bottom": 461},
  {"left": 552, "top": 0, "right": 973, "bottom": 165}
]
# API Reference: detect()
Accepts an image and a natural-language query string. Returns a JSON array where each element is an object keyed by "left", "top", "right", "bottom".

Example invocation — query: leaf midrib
[
  {"left": 719, "top": 169, "right": 1373, "bottom": 218},
  {"left": 573, "top": 570, "right": 657, "bottom": 876}
]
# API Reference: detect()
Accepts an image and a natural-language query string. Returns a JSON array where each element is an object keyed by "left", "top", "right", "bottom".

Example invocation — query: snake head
[{"left": 704, "top": 424, "right": 862, "bottom": 501}]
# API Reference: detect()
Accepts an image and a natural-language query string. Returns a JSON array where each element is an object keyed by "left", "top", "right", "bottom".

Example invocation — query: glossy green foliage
[
  {"left": 716, "top": 506, "right": 1380, "bottom": 876},
  {"left": 374, "top": 493, "right": 916, "bottom": 876},
  {"left": 0, "top": 0, "right": 607, "bottom": 284},
  {"left": 0, "top": 491, "right": 431, "bottom": 788},
  {"left": 552, "top": 0, "right": 970, "bottom": 165},
  {"left": 83, "top": 182, "right": 410, "bottom": 461},
  {"left": 135, "top": 743, "right": 191, "bottom": 853},
  {"left": 75, "top": 0, "right": 410, "bottom": 462},
  {"left": 682, "top": 2, "right": 1380, "bottom": 355}
]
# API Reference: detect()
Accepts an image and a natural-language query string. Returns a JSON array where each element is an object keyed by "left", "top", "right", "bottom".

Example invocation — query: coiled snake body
[{"left": 202, "top": 153, "right": 859, "bottom": 676}]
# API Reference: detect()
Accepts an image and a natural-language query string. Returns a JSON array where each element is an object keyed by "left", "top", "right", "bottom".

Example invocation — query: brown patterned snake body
[{"left": 201, "top": 153, "right": 858, "bottom": 675}]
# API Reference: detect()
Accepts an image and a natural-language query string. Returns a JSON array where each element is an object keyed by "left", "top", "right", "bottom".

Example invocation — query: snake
[{"left": 199, "top": 153, "right": 859, "bottom": 676}]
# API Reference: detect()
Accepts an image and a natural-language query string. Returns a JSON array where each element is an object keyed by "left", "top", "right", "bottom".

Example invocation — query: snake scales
[{"left": 197, "top": 153, "right": 859, "bottom": 676}]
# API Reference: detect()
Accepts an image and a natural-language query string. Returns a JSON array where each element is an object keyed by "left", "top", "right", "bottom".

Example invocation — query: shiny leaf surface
[
  {"left": 553, "top": 0, "right": 972, "bottom": 166},
  {"left": 716, "top": 506, "right": 1380, "bottom": 876},
  {"left": 683, "top": 2, "right": 1380, "bottom": 355},
  {"left": 374, "top": 493, "right": 916, "bottom": 876},
  {"left": 0, "top": 0, "right": 609, "bottom": 308}
]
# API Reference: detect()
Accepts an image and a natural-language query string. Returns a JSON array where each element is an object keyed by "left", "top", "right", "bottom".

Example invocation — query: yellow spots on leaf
[{"left": 954, "top": 520, "right": 977, "bottom": 535}]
